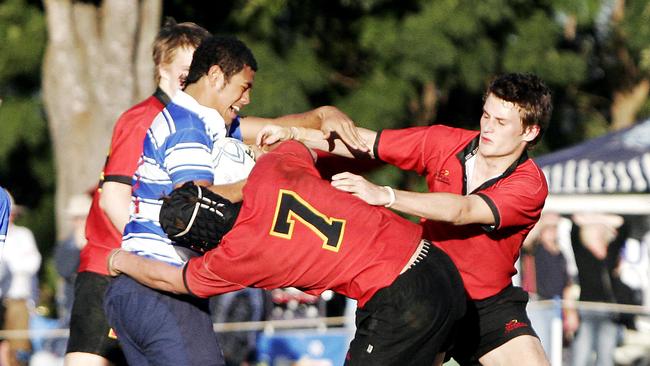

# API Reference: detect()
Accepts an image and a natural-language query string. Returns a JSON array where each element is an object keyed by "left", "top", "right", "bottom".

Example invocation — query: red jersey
[
  {"left": 185, "top": 141, "right": 422, "bottom": 307},
  {"left": 376, "top": 125, "right": 548, "bottom": 300},
  {"left": 79, "top": 89, "right": 170, "bottom": 275}
]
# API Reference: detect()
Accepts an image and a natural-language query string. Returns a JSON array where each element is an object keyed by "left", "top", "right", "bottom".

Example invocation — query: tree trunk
[
  {"left": 42, "top": 0, "right": 161, "bottom": 239},
  {"left": 611, "top": 78, "right": 649, "bottom": 131},
  {"left": 408, "top": 81, "right": 438, "bottom": 126}
]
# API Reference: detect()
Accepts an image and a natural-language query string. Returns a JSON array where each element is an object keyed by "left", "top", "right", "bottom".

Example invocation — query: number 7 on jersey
[{"left": 270, "top": 189, "right": 346, "bottom": 252}]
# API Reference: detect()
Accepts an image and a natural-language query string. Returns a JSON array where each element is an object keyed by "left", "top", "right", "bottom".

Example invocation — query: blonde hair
[{"left": 152, "top": 18, "right": 210, "bottom": 85}]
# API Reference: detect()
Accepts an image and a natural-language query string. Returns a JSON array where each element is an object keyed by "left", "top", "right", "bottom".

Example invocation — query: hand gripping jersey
[
  {"left": 80, "top": 89, "right": 170, "bottom": 275},
  {"left": 0, "top": 187, "right": 10, "bottom": 245},
  {"left": 376, "top": 125, "right": 548, "bottom": 300},
  {"left": 184, "top": 141, "right": 423, "bottom": 307}
]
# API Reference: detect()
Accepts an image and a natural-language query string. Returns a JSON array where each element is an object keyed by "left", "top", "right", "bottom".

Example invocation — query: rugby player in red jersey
[
  {"left": 258, "top": 73, "right": 553, "bottom": 366},
  {"left": 107, "top": 140, "right": 466, "bottom": 366}
]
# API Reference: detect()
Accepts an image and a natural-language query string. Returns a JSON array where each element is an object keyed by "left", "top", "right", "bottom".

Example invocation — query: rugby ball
[{"left": 212, "top": 137, "right": 256, "bottom": 184}]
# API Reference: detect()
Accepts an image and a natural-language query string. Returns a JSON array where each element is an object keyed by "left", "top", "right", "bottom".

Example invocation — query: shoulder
[
  {"left": 9, "top": 225, "right": 35, "bottom": 238},
  {"left": 0, "top": 188, "right": 8, "bottom": 205},
  {"left": 383, "top": 124, "right": 476, "bottom": 143},
  {"left": 148, "top": 103, "right": 207, "bottom": 143},
  {"left": 513, "top": 159, "right": 548, "bottom": 194},
  {"left": 162, "top": 103, "right": 206, "bottom": 131},
  {"left": 433, "top": 125, "right": 478, "bottom": 143},
  {"left": 113, "top": 96, "right": 165, "bottom": 131},
  {"left": 497, "top": 159, "right": 548, "bottom": 205}
]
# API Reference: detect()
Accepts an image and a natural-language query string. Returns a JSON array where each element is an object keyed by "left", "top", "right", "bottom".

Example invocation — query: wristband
[
  {"left": 107, "top": 249, "right": 123, "bottom": 276},
  {"left": 384, "top": 186, "right": 396, "bottom": 208},
  {"left": 289, "top": 126, "right": 300, "bottom": 141}
]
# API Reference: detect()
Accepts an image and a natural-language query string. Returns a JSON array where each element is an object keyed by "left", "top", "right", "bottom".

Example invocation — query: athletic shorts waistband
[{"left": 400, "top": 239, "right": 432, "bottom": 274}]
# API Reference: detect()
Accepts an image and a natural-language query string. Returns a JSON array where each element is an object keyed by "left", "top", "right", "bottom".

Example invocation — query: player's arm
[
  {"left": 330, "top": 171, "right": 496, "bottom": 225},
  {"left": 257, "top": 125, "right": 378, "bottom": 159},
  {"left": 241, "top": 106, "right": 369, "bottom": 152},
  {"left": 108, "top": 249, "right": 188, "bottom": 294},
  {"left": 99, "top": 181, "right": 132, "bottom": 233}
]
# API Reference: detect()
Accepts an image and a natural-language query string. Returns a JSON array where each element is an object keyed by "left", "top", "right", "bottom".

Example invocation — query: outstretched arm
[
  {"left": 242, "top": 106, "right": 370, "bottom": 152},
  {"left": 108, "top": 249, "right": 189, "bottom": 294},
  {"left": 330, "top": 171, "right": 496, "bottom": 225},
  {"left": 258, "top": 126, "right": 494, "bottom": 226},
  {"left": 257, "top": 125, "right": 378, "bottom": 158}
]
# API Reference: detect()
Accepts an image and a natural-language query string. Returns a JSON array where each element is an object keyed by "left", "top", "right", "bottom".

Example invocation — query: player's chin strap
[{"left": 173, "top": 185, "right": 225, "bottom": 239}]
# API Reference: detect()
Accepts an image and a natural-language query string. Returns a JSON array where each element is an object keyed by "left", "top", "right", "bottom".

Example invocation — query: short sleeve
[
  {"left": 477, "top": 164, "right": 548, "bottom": 230},
  {"left": 162, "top": 127, "right": 215, "bottom": 185},
  {"left": 376, "top": 125, "right": 467, "bottom": 175},
  {"left": 184, "top": 255, "right": 245, "bottom": 298},
  {"left": 104, "top": 98, "right": 165, "bottom": 185}
]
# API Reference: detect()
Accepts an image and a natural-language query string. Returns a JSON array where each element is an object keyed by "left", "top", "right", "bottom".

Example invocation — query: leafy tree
[
  {"left": 1, "top": 0, "right": 645, "bottom": 287},
  {"left": 42, "top": 0, "right": 161, "bottom": 239},
  {"left": 0, "top": 0, "right": 57, "bottom": 312},
  {"left": 0, "top": 0, "right": 53, "bottom": 254}
]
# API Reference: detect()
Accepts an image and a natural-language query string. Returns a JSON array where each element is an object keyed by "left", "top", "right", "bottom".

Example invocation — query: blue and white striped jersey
[
  {"left": 122, "top": 91, "right": 236, "bottom": 265},
  {"left": 0, "top": 188, "right": 9, "bottom": 245}
]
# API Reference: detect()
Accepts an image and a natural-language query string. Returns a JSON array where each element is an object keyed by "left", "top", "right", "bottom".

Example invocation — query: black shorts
[
  {"left": 66, "top": 271, "right": 127, "bottom": 365},
  {"left": 346, "top": 242, "right": 466, "bottom": 366},
  {"left": 447, "top": 285, "right": 538, "bottom": 365}
]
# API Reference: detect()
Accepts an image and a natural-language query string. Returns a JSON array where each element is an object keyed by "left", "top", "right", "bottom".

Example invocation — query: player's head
[
  {"left": 184, "top": 35, "right": 257, "bottom": 122},
  {"left": 160, "top": 183, "right": 241, "bottom": 253},
  {"left": 484, "top": 73, "right": 552, "bottom": 148},
  {"left": 153, "top": 17, "right": 210, "bottom": 95}
]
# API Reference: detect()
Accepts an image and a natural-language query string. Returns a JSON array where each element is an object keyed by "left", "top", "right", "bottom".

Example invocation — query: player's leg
[
  {"left": 65, "top": 272, "right": 127, "bottom": 366},
  {"left": 478, "top": 335, "right": 548, "bottom": 366},
  {"left": 346, "top": 241, "right": 465, "bottom": 365},
  {"left": 448, "top": 286, "right": 550, "bottom": 366},
  {"left": 64, "top": 352, "right": 119, "bottom": 366},
  {"left": 104, "top": 274, "right": 224, "bottom": 366}
]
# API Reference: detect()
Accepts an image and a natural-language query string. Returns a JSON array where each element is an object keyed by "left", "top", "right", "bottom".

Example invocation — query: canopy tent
[{"left": 533, "top": 119, "right": 650, "bottom": 214}]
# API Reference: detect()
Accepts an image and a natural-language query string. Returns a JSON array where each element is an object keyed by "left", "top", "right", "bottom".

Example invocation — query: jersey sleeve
[
  {"left": 375, "top": 125, "right": 459, "bottom": 175},
  {"left": 183, "top": 254, "right": 245, "bottom": 298},
  {"left": 227, "top": 116, "right": 242, "bottom": 140},
  {"left": 162, "top": 127, "right": 215, "bottom": 185},
  {"left": 476, "top": 163, "right": 548, "bottom": 230},
  {"left": 0, "top": 188, "right": 10, "bottom": 245},
  {"left": 104, "top": 113, "right": 152, "bottom": 185}
]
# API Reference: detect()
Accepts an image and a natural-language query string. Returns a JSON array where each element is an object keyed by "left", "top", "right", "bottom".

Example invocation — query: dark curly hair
[
  {"left": 184, "top": 35, "right": 258, "bottom": 87},
  {"left": 485, "top": 73, "right": 553, "bottom": 148}
]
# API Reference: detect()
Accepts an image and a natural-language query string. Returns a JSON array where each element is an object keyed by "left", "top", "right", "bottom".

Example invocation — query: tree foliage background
[{"left": 1, "top": 0, "right": 649, "bottom": 309}]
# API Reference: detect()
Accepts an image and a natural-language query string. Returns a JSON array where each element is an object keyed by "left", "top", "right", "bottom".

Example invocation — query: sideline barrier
[
  {"left": 527, "top": 300, "right": 650, "bottom": 366},
  {"left": 0, "top": 316, "right": 350, "bottom": 340},
  {"left": 1, "top": 302, "right": 648, "bottom": 365},
  {"left": 6, "top": 301, "right": 649, "bottom": 339}
]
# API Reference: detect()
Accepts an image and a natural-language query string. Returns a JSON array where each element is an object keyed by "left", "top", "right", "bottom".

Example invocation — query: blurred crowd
[{"left": 520, "top": 211, "right": 650, "bottom": 366}]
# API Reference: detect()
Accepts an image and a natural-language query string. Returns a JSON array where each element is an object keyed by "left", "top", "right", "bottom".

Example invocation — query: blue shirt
[
  {"left": 122, "top": 91, "right": 230, "bottom": 265},
  {"left": 0, "top": 188, "right": 9, "bottom": 245}
]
